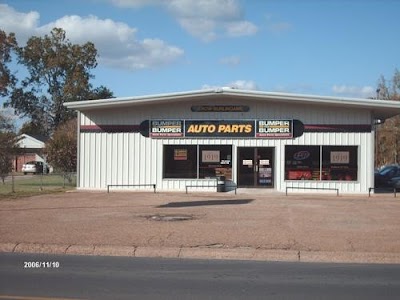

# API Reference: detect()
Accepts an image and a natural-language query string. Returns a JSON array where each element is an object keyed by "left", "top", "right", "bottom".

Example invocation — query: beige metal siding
[{"left": 77, "top": 98, "right": 374, "bottom": 193}]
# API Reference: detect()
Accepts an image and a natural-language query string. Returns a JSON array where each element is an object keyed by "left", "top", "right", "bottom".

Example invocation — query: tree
[
  {"left": 375, "top": 69, "right": 400, "bottom": 167},
  {"left": 0, "top": 109, "right": 14, "bottom": 132},
  {"left": 45, "top": 119, "right": 77, "bottom": 174},
  {"left": 0, "top": 111, "right": 18, "bottom": 183},
  {"left": 4, "top": 28, "right": 112, "bottom": 135},
  {"left": 86, "top": 85, "right": 114, "bottom": 100},
  {"left": 18, "top": 121, "right": 48, "bottom": 136},
  {"left": 0, "top": 30, "right": 18, "bottom": 97}
]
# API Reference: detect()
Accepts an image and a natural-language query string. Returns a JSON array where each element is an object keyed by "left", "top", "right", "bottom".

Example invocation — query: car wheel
[{"left": 24, "top": 172, "right": 27, "bottom": 175}]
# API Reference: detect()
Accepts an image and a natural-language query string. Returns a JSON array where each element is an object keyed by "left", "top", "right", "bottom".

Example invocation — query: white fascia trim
[
  {"left": 63, "top": 88, "right": 400, "bottom": 112},
  {"left": 64, "top": 89, "right": 217, "bottom": 110}
]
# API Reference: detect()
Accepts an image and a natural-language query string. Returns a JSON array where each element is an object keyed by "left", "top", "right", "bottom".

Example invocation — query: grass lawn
[{"left": 0, "top": 174, "right": 76, "bottom": 199}]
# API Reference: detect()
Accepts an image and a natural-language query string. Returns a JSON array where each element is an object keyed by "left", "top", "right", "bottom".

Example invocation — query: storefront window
[
  {"left": 285, "top": 146, "right": 320, "bottom": 180},
  {"left": 322, "top": 146, "right": 358, "bottom": 181},
  {"left": 163, "top": 145, "right": 232, "bottom": 179},
  {"left": 199, "top": 145, "right": 232, "bottom": 179},
  {"left": 163, "top": 145, "right": 197, "bottom": 178},
  {"left": 285, "top": 145, "right": 358, "bottom": 181}
]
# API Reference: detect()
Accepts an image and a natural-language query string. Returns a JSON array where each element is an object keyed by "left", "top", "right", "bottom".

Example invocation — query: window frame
[
  {"left": 163, "top": 144, "right": 233, "bottom": 180},
  {"left": 285, "top": 145, "right": 359, "bottom": 182}
]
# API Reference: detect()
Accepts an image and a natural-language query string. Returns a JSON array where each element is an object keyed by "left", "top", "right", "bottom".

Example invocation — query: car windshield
[{"left": 379, "top": 166, "right": 397, "bottom": 176}]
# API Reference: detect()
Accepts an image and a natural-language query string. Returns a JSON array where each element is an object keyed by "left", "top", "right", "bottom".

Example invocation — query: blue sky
[{"left": 1, "top": 0, "right": 399, "bottom": 100}]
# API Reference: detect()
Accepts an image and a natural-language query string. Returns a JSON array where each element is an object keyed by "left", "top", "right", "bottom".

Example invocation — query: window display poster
[
  {"left": 259, "top": 167, "right": 272, "bottom": 184},
  {"left": 202, "top": 150, "right": 220, "bottom": 163},
  {"left": 174, "top": 149, "right": 187, "bottom": 160},
  {"left": 330, "top": 151, "right": 350, "bottom": 164},
  {"left": 243, "top": 160, "right": 253, "bottom": 166}
]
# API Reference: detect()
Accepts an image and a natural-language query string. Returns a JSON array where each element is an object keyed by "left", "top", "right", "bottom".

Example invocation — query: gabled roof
[
  {"left": 18, "top": 134, "right": 47, "bottom": 149},
  {"left": 64, "top": 87, "right": 400, "bottom": 120}
]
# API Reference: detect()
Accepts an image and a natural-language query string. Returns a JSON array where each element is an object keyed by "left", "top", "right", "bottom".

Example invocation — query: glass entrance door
[{"left": 237, "top": 147, "right": 274, "bottom": 187}]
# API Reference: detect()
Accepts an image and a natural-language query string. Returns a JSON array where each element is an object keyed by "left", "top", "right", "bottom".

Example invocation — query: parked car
[
  {"left": 22, "top": 161, "right": 49, "bottom": 175},
  {"left": 388, "top": 175, "right": 400, "bottom": 190},
  {"left": 374, "top": 165, "right": 400, "bottom": 188}
]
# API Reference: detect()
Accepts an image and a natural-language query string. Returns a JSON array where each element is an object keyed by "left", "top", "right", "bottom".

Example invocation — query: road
[{"left": 0, "top": 253, "right": 400, "bottom": 300}]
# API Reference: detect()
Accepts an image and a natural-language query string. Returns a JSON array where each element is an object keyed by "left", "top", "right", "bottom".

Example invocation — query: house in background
[{"left": 13, "top": 134, "right": 49, "bottom": 172}]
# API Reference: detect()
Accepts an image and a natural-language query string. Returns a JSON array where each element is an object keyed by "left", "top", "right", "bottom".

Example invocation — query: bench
[
  {"left": 185, "top": 178, "right": 237, "bottom": 194},
  {"left": 286, "top": 186, "right": 339, "bottom": 196},
  {"left": 368, "top": 187, "right": 397, "bottom": 197}
]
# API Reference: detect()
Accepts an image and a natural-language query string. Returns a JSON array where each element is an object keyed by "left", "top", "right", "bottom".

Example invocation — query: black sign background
[{"left": 142, "top": 119, "right": 304, "bottom": 139}]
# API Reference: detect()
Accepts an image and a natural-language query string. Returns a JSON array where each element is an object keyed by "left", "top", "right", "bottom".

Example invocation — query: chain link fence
[{"left": 0, "top": 173, "right": 77, "bottom": 197}]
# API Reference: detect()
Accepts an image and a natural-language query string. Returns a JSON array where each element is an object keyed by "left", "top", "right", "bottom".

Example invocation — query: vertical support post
[{"left": 12, "top": 173, "right": 15, "bottom": 193}]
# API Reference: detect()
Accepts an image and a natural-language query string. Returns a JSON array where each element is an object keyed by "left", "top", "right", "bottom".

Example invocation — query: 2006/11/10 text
[{"left": 24, "top": 261, "right": 60, "bottom": 268}]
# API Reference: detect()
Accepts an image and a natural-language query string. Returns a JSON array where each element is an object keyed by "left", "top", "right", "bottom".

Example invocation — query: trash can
[{"left": 217, "top": 176, "right": 226, "bottom": 192}]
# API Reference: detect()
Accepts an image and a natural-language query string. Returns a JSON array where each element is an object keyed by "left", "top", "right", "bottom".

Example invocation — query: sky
[{"left": 1, "top": 0, "right": 399, "bottom": 100}]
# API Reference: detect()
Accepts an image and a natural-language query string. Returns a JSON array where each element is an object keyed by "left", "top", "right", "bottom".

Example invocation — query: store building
[{"left": 64, "top": 88, "right": 400, "bottom": 194}]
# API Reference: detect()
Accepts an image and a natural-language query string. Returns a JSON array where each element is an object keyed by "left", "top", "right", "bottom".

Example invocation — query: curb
[{"left": 1, "top": 243, "right": 400, "bottom": 264}]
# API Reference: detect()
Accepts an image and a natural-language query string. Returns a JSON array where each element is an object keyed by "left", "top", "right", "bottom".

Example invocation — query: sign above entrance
[
  {"left": 144, "top": 119, "right": 303, "bottom": 139},
  {"left": 149, "top": 120, "right": 184, "bottom": 138},
  {"left": 191, "top": 105, "right": 250, "bottom": 112},
  {"left": 256, "top": 120, "right": 293, "bottom": 138},
  {"left": 185, "top": 120, "right": 254, "bottom": 138}
]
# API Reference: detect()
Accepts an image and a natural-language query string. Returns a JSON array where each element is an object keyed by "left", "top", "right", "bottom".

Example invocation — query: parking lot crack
[{"left": 12, "top": 243, "right": 20, "bottom": 253}]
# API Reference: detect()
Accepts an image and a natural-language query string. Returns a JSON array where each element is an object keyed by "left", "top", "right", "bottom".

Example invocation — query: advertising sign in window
[
  {"left": 330, "top": 151, "right": 350, "bottom": 164},
  {"left": 202, "top": 150, "right": 220, "bottom": 163},
  {"left": 174, "top": 149, "right": 188, "bottom": 160}
]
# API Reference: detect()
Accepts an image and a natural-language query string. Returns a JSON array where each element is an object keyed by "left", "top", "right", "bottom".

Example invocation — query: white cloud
[
  {"left": 225, "top": 21, "right": 258, "bottom": 37},
  {"left": 271, "top": 84, "right": 314, "bottom": 94},
  {"left": 178, "top": 17, "right": 218, "bottom": 42},
  {"left": 219, "top": 55, "right": 240, "bottom": 66},
  {"left": 332, "top": 85, "right": 375, "bottom": 98},
  {"left": 202, "top": 80, "right": 258, "bottom": 90},
  {"left": 228, "top": 80, "right": 258, "bottom": 90},
  {"left": 107, "top": 0, "right": 258, "bottom": 41},
  {"left": 167, "top": 0, "right": 243, "bottom": 21},
  {"left": 168, "top": 0, "right": 257, "bottom": 41},
  {"left": 0, "top": 4, "right": 40, "bottom": 43},
  {"left": 110, "top": 0, "right": 161, "bottom": 7},
  {"left": 0, "top": 4, "right": 184, "bottom": 71},
  {"left": 101, "top": 38, "right": 184, "bottom": 69}
]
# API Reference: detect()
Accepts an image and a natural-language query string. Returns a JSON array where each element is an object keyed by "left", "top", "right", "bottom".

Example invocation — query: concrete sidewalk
[{"left": 1, "top": 191, "right": 400, "bottom": 264}]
